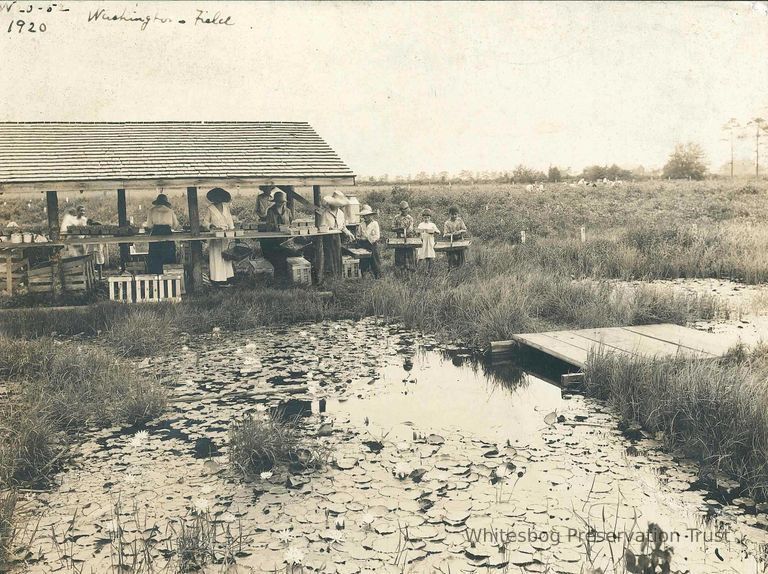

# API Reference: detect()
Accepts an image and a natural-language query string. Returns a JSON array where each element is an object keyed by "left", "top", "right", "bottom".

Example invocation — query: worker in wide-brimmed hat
[
  {"left": 145, "top": 193, "right": 180, "bottom": 274},
  {"left": 356, "top": 204, "right": 382, "bottom": 278},
  {"left": 391, "top": 200, "right": 415, "bottom": 272},
  {"left": 203, "top": 187, "right": 235, "bottom": 286},
  {"left": 256, "top": 185, "right": 274, "bottom": 221},
  {"left": 443, "top": 205, "right": 469, "bottom": 268},
  {"left": 416, "top": 208, "right": 440, "bottom": 270},
  {"left": 318, "top": 190, "right": 355, "bottom": 278},
  {"left": 261, "top": 190, "right": 294, "bottom": 280}
]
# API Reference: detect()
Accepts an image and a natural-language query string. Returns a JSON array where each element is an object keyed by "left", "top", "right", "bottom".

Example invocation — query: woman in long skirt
[
  {"left": 203, "top": 188, "right": 235, "bottom": 285},
  {"left": 146, "top": 193, "right": 179, "bottom": 274}
]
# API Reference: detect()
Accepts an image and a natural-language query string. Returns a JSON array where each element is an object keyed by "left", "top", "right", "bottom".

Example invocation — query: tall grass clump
[
  {"left": 103, "top": 306, "right": 177, "bottom": 357},
  {"left": 0, "top": 490, "right": 17, "bottom": 569},
  {"left": 0, "top": 336, "right": 166, "bottom": 486},
  {"left": 584, "top": 351, "right": 768, "bottom": 500},
  {"left": 229, "top": 413, "right": 327, "bottom": 475},
  {"left": 0, "top": 337, "right": 166, "bottom": 427}
]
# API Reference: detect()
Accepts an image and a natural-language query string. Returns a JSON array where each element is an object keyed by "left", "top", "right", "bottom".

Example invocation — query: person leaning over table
[
  {"left": 391, "top": 200, "right": 416, "bottom": 272},
  {"left": 320, "top": 190, "right": 355, "bottom": 277},
  {"left": 261, "top": 190, "right": 293, "bottom": 279},
  {"left": 202, "top": 187, "right": 235, "bottom": 287},
  {"left": 60, "top": 207, "right": 85, "bottom": 257},
  {"left": 145, "top": 193, "right": 179, "bottom": 274},
  {"left": 356, "top": 204, "right": 382, "bottom": 278},
  {"left": 443, "top": 205, "right": 469, "bottom": 268},
  {"left": 256, "top": 185, "right": 274, "bottom": 221}
]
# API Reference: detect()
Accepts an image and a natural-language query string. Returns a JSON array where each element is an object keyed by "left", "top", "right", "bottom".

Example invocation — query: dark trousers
[
  {"left": 359, "top": 240, "right": 382, "bottom": 278},
  {"left": 147, "top": 225, "right": 175, "bottom": 274},
  {"left": 260, "top": 239, "right": 290, "bottom": 280}
]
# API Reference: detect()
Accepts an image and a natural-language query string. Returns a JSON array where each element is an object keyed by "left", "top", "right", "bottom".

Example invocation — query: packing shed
[{"left": 0, "top": 121, "right": 356, "bottom": 293}]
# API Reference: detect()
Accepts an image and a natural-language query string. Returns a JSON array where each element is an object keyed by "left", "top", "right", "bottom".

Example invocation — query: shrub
[{"left": 229, "top": 413, "right": 326, "bottom": 474}]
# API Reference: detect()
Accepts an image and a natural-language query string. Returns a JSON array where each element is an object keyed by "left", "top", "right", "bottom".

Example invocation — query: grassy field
[{"left": 1, "top": 179, "right": 766, "bottom": 562}]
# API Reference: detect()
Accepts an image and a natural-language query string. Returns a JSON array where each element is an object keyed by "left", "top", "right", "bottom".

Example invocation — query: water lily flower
[
  {"left": 193, "top": 498, "right": 210, "bottom": 513},
  {"left": 212, "top": 327, "right": 221, "bottom": 333},
  {"left": 276, "top": 529, "right": 294, "bottom": 544},
  {"left": 284, "top": 546, "right": 304, "bottom": 565},
  {"left": 129, "top": 430, "right": 149, "bottom": 448},
  {"left": 360, "top": 513, "right": 375, "bottom": 525},
  {"left": 260, "top": 471, "right": 273, "bottom": 480},
  {"left": 182, "top": 345, "right": 189, "bottom": 351},
  {"left": 334, "top": 516, "right": 345, "bottom": 529},
  {"left": 255, "top": 404, "right": 268, "bottom": 413},
  {"left": 307, "top": 383, "right": 319, "bottom": 395}
]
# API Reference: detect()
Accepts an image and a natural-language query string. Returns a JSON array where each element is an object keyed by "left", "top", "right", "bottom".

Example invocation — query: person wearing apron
[
  {"left": 356, "top": 204, "right": 382, "bottom": 278},
  {"left": 145, "top": 194, "right": 179, "bottom": 274},
  {"left": 203, "top": 187, "right": 235, "bottom": 285}
]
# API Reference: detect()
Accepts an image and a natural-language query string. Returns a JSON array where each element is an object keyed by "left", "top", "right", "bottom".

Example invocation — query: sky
[{"left": 1, "top": 1, "right": 767, "bottom": 177}]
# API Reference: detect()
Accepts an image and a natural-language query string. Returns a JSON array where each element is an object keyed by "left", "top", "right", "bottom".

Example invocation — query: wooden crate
[
  {"left": 60, "top": 255, "right": 96, "bottom": 292},
  {"left": 286, "top": 257, "right": 312, "bottom": 285},
  {"left": 387, "top": 237, "right": 422, "bottom": 247},
  {"left": 26, "top": 255, "right": 95, "bottom": 294},
  {"left": 0, "top": 254, "right": 27, "bottom": 295},
  {"left": 108, "top": 275, "right": 133, "bottom": 302},
  {"left": 157, "top": 274, "right": 183, "bottom": 302},
  {"left": 164, "top": 264, "right": 187, "bottom": 294},
  {"left": 342, "top": 256, "right": 361, "bottom": 280},
  {"left": 249, "top": 257, "right": 274, "bottom": 278}
]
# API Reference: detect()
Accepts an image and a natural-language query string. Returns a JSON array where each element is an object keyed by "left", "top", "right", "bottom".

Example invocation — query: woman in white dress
[
  {"left": 203, "top": 187, "right": 235, "bottom": 285},
  {"left": 416, "top": 208, "right": 440, "bottom": 270}
]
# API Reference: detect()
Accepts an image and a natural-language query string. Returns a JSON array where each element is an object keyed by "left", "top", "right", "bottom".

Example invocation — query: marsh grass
[
  {"left": 0, "top": 337, "right": 166, "bottom": 486},
  {"left": 584, "top": 349, "right": 768, "bottom": 500},
  {"left": 0, "top": 490, "right": 17, "bottom": 569},
  {"left": 229, "top": 413, "right": 327, "bottom": 475}
]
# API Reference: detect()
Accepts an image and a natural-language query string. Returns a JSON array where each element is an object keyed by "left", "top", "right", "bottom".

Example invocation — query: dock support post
[
  {"left": 117, "top": 188, "right": 129, "bottom": 271},
  {"left": 187, "top": 186, "right": 204, "bottom": 292},
  {"left": 46, "top": 190, "right": 59, "bottom": 241},
  {"left": 313, "top": 185, "right": 324, "bottom": 284}
]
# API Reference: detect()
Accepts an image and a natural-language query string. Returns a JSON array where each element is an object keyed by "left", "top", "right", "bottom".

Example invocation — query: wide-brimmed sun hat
[
  {"left": 422, "top": 208, "right": 433, "bottom": 217},
  {"left": 273, "top": 190, "right": 287, "bottom": 203},
  {"left": 359, "top": 204, "right": 377, "bottom": 217},
  {"left": 207, "top": 187, "right": 232, "bottom": 203},
  {"left": 152, "top": 193, "right": 171, "bottom": 207},
  {"left": 322, "top": 190, "right": 350, "bottom": 208},
  {"left": 399, "top": 201, "right": 410, "bottom": 210}
]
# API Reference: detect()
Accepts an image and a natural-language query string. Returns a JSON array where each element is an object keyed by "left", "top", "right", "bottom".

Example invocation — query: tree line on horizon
[{"left": 362, "top": 142, "right": 734, "bottom": 184}]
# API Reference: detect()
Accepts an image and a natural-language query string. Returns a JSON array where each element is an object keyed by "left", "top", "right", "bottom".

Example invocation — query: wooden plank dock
[{"left": 490, "top": 324, "right": 738, "bottom": 368}]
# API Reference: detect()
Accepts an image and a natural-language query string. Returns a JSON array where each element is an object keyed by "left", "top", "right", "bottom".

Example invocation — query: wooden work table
[{"left": 0, "top": 228, "right": 341, "bottom": 250}]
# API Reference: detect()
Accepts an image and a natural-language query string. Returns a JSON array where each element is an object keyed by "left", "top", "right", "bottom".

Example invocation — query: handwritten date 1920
[{"left": 7, "top": 19, "right": 46, "bottom": 32}]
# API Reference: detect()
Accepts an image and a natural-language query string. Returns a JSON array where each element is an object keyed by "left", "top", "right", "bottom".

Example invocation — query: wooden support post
[
  {"left": 187, "top": 186, "right": 204, "bottom": 291},
  {"left": 285, "top": 185, "right": 295, "bottom": 214},
  {"left": 46, "top": 190, "right": 59, "bottom": 241},
  {"left": 313, "top": 185, "right": 324, "bottom": 284},
  {"left": 117, "top": 188, "right": 129, "bottom": 271},
  {"left": 520, "top": 230, "right": 526, "bottom": 244},
  {"left": 580, "top": 226, "right": 586, "bottom": 243}
]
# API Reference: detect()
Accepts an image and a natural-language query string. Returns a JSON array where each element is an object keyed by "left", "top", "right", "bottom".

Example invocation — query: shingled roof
[{"left": 0, "top": 122, "right": 356, "bottom": 192}]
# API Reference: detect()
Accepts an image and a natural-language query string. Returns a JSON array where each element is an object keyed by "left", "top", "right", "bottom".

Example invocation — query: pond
[{"left": 13, "top": 318, "right": 768, "bottom": 573}]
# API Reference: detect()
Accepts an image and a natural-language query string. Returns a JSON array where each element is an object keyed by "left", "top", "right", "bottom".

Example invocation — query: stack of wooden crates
[
  {"left": 27, "top": 254, "right": 97, "bottom": 295},
  {"left": 0, "top": 252, "right": 27, "bottom": 296}
]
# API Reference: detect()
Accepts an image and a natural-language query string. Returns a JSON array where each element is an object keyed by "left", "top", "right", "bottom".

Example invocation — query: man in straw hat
[
  {"left": 319, "top": 190, "right": 355, "bottom": 277},
  {"left": 203, "top": 187, "right": 235, "bottom": 286},
  {"left": 391, "top": 200, "right": 416, "bottom": 272},
  {"left": 261, "top": 189, "right": 294, "bottom": 279},
  {"left": 145, "top": 193, "right": 179, "bottom": 274},
  {"left": 356, "top": 204, "right": 382, "bottom": 278}
]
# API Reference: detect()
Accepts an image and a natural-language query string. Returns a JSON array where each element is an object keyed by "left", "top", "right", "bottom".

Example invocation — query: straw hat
[
  {"left": 152, "top": 193, "right": 171, "bottom": 207},
  {"left": 273, "top": 190, "right": 287, "bottom": 204},
  {"left": 207, "top": 187, "right": 232, "bottom": 203},
  {"left": 322, "top": 190, "right": 350, "bottom": 208},
  {"left": 398, "top": 201, "right": 410, "bottom": 210},
  {"left": 359, "top": 204, "right": 377, "bottom": 217}
]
